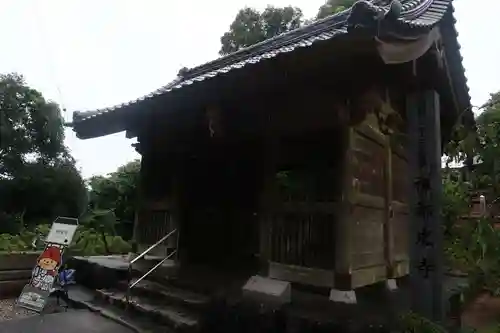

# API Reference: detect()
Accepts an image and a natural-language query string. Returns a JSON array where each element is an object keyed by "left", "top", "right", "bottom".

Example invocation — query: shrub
[{"left": 0, "top": 223, "right": 131, "bottom": 255}]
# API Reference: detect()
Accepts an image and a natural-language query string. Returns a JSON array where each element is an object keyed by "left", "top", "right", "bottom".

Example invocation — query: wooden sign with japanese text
[{"left": 407, "top": 91, "right": 445, "bottom": 322}]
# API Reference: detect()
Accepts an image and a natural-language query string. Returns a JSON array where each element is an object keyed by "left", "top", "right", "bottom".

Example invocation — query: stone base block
[
  {"left": 242, "top": 275, "right": 291, "bottom": 305},
  {"left": 385, "top": 278, "right": 398, "bottom": 292},
  {"left": 329, "top": 289, "right": 357, "bottom": 304}
]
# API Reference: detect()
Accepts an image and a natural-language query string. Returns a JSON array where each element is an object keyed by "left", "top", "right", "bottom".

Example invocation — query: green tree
[
  {"left": 219, "top": 6, "right": 303, "bottom": 55},
  {"left": 219, "top": 1, "right": 358, "bottom": 55},
  {"left": 0, "top": 73, "right": 67, "bottom": 175},
  {"left": 0, "top": 73, "right": 87, "bottom": 226},
  {"left": 316, "top": 0, "right": 357, "bottom": 19},
  {"left": 468, "top": 92, "right": 500, "bottom": 199},
  {"left": 0, "top": 160, "right": 87, "bottom": 223},
  {"left": 442, "top": 91, "right": 500, "bottom": 306},
  {"left": 476, "top": 91, "right": 500, "bottom": 126},
  {"left": 88, "top": 159, "right": 141, "bottom": 239},
  {"left": 79, "top": 208, "right": 118, "bottom": 254}
]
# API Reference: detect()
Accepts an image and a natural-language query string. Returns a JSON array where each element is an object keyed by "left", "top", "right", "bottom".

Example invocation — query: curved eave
[
  {"left": 73, "top": 107, "right": 131, "bottom": 139},
  {"left": 442, "top": 4, "right": 473, "bottom": 128},
  {"left": 71, "top": 0, "right": 471, "bottom": 139}
]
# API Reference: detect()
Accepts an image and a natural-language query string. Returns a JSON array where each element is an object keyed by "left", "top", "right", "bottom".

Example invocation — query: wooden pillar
[
  {"left": 384, "top": 137, "right": 395, "bottom": 277},
  {"left": 407, "top": 90, "right": 444, "bottom": 322},
  {"left": 131, "top": 152, "right": 148, "bottom": 251},
  {"left": 334, "top": 127, "right": 354, "bottom": 289},
  {"left": 258, "top": 139, "right": 278, "bottom": 270},
  {"left": 131, "top": 211, "right": 139, "bottom": 253}
]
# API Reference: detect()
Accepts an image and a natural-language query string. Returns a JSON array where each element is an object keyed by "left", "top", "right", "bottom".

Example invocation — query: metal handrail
[
  {"left": 130, "top": 249, "right": 177, "bottom": 289},
  {"left": 129, "top": 228, "right": 177, "bottom": 265},
  {"left": 126, "top": 228, "right": 178, "bottom": 304}
]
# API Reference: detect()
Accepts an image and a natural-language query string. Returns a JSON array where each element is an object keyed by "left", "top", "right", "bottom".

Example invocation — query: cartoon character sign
[{"left": 31, "top": 245, "right": 62, "bottom": 291}]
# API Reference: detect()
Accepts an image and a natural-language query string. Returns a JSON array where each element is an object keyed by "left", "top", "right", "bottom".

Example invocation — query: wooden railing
[
  {"left": 136, "top": 209, "right": 175, "bottom": 255},
  {"left": 268, "top": 203, "right": 337, "bottom": 270}
]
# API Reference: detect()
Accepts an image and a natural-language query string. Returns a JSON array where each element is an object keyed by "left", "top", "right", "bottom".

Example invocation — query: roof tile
[{"left": 73, "top": 0, "right": 470, "bottom": 138}]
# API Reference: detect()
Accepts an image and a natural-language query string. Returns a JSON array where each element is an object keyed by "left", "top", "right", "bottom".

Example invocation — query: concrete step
[
  {"left": 66, "top": 285, "right": 174, "bottom": 333},
  {"left": 96, "top": 289, "right": 201, "bottom": 332},
  {"left": 0, "top": 269, "right": 32, "bottom": 281},
  {"left": 0, "top": 280, "right": 29, "bottom": 298},
  {"left": 119, "top": 279, "right": 209, "bottom": 311},
  {"left": 66, "top": 255, "right": 129, "bottom": 290},
  {"left": 131, "top": 258, "right": 179, "bottom": 278}
]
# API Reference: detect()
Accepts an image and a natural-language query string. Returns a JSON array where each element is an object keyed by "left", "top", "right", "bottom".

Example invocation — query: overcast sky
[{"left": 1, "top": 0, "right": 498, "bottom": 179}]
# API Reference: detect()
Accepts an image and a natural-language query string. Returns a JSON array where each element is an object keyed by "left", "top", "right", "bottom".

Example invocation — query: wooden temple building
[{"left": 71, "top": 0, "right": 472, "bottom": 321}]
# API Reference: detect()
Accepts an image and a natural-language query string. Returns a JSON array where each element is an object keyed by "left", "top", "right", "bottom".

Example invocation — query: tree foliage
[
  {"left": 220, "top": 6, "right": 303, "bottom": 55},
  {"left": 0, "top": 223, "right": 131, "bottom": 255},
  {"left": 442, "top": 91, "right": 500, "bottom": 306},
  {"left": 0, "top": 73, "right": 67, "bottom": 175},
  {"left": 0, "top": 72, "right": 135, "bottom": 255},
  {"left": 87, "top": 159, "right": 140, "bottom": 239},
  {"left": 0, "top": 161, "right": 87, "bottom": 230},
  {"left": 0, "top": 73, "right": 87, "bottom": 228},
  {"left": 316, "top": 0, "right": 356, "bottom": 19},
  {"left": 219, "top": 0, "right": 357, "bottom": 55},
  {"left": 471, "top": 92, "right": 500, "bottom": 198},
  {"left": 476, "top": 91, "right": 500, "bottom": 126}
]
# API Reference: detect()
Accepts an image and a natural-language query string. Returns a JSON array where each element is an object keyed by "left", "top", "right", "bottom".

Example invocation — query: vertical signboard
[
  {"left": 16, "top": 217, "right": 78, "bottom": 313},
  {"left": 407, "top": 90, "right": 444, "bottom": 322}
]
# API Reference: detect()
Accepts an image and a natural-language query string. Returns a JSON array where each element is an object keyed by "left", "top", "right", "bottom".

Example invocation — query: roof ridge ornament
[
  {"left": 347, "top": 0, "right": 402, "bottom": 33},
  {"left": 177, "top": 67, "right": 191, "bottom": 79}
]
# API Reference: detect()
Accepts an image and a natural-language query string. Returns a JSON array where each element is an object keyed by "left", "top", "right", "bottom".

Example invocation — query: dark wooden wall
[
  {"left": 177, "top": 140, "right": 263, "bottom": 267},
  {"left": 131, "top": 61, "right": 412, "bottom": 287}
]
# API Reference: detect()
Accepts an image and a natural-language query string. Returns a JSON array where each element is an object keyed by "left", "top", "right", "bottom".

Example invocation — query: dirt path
[{"left": 0, "top": 299, "right": 36, "bottom": 322}]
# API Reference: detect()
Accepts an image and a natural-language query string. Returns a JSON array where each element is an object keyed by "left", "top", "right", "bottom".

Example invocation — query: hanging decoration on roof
[
  {"left": 347, "top": 0, "right": 402, "bottom": 32},
  {"left": 206, "top": 106, "right": 223, "bottom": 138}
]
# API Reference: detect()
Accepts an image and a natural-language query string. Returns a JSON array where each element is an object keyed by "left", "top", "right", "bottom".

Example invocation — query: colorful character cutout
[{"left": 31, "top": 245, "right": 62, "bottom": 291}]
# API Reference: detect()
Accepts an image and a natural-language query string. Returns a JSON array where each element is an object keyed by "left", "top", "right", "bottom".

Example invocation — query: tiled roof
[{"left": 72, "top": 0, "right": 470, "bottom": 136}]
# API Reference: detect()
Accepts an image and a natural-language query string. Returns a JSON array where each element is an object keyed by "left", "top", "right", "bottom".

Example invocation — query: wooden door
[
  {"left": 348, "top": 123, "right": 388, "bottom": 287},
  {"left": 345, "top": 115, "right": 410, "bottom": 288}
]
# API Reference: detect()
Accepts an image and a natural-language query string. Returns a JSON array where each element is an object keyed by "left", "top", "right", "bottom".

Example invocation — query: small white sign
[{"left": 46, "top": 223, "right": 78, "bottom": 245}]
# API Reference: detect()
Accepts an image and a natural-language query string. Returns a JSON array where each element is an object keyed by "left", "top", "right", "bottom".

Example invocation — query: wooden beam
[
  {"left": 269, "top": 262, "right": 335, "bottom": 288},
  {"left": 407, "top": 90, "right": 445, "bottom": 322}
]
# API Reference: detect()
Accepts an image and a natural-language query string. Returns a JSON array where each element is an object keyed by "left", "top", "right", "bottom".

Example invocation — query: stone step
[
  {"left": 149, "top": 268, "right": 246, "bottom": 297},
  {"left": 131, "top": 258, "right": 179, "bottom": 278},
  {"left": 0, "top": 269, "right": 32, "bottom": 281},
  {"left": 97, "top": 289, "right": 200, "bottom": 332},
  {"left": 119, "top": 279, "right": 210, "bottom": 311},
  {"left": 67, "top": 256, "right": 129, "bottom": 290},
  {"left": 71, "top": 297, "right": 174, "bottom": 332},
  {"left": 0, "top": 280, "right": 29, "bottom": 298}
]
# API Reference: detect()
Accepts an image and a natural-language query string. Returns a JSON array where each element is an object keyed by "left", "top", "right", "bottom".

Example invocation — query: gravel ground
[{"left": 0, "top": 299, "right": 36, "bottom": 322}]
